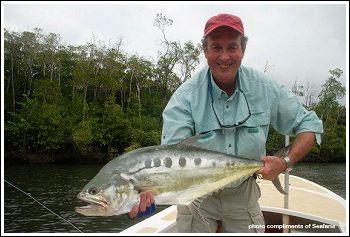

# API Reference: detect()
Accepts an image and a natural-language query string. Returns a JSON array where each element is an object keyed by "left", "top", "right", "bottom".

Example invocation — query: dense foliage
[{"left": 4, "top": 17, "right": 345, "bottom": 163}]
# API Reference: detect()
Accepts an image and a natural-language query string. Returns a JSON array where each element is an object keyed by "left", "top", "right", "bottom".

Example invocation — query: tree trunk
[
  {"left": 136, "top": 81, "right": 141, "bottom": 117},
  {"left": 120, "top": 89, "right": 124, "bottom": 111},
  {"left": 83, "top": 83, "right": 87, "bottom": 122},
  {"left": 94, "top": 85, "right": 97, "bottom": 100},
  {"left": 11, "top": 52, "right": 16, "bottom": 112},
  {"left": 58, "top": 70, "right": 61, "bottom": 87},
  {"left": 28, "top": 64, "right": 33, "bottom": 96},
  {"left": 128, "top": 72, "right": 133, "bottom": 101},
  {"left": 50, "top": 63, "right": 54, "bottom": 80},
  {"left": 93, "top": 66, "right": 99, "bottom": 101},
  {"left": 127, "top": 71, "right": 134, "bottom": 116},
  {"left": 43, "top": 63, "right": 46, "bottom": 79}
]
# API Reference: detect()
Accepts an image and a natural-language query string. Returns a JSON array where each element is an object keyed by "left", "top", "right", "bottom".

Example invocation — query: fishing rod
[{"left": 4, "top": 179, "right": 84, "bottom": 233}]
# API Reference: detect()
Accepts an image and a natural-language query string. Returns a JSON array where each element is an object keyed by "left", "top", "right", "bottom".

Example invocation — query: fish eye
[{"left": 88, "top": 187, "right": 99, "bottom": 195}]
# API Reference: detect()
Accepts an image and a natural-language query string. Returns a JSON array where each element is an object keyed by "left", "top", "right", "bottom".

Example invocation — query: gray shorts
[{"left": 176, "top": 177, "right": 265, "bottom": 233}]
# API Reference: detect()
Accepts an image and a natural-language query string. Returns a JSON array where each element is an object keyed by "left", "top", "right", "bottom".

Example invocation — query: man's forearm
[{"left": 287, "top": 132, "right": 316, "bottom": 164}]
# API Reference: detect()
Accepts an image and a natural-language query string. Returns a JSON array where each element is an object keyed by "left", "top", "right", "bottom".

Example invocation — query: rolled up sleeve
[
  {"left": 270, "top": 84, "right": 323, "bottom": 145},
  {"left": 161, "top": 92, "right": 194, "bottom": 145}
]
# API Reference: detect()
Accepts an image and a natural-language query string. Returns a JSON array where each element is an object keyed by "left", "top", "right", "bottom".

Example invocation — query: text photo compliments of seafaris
[{"left": 248, "top": 223, "right": 337, "bottom": 231}]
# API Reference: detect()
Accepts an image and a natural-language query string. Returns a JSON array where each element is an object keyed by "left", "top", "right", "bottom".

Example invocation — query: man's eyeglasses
[{"left": 208, "top": 73, "right": 251, "bottom": 129}]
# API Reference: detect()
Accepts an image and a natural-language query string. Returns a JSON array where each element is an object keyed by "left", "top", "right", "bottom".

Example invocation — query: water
[
  {"left": 292, "top": 163, "right": 346, "bottom": 199},
  {"left": 4, "top": 164, "right": 148, "bottom": 233},
  {"left": 3, "top": 162, "right": 346, "bottom": 233}
]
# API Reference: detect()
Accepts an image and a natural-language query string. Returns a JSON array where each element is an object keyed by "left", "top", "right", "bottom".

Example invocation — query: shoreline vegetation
[{"left": 4, "top": 17, "right": 346, "bottom": 165}]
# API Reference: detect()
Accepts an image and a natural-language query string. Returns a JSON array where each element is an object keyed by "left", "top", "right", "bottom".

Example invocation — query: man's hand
[
  {"left": 127, "top": 192, "right": 155, "bottom": 219},
  {"left": 256, "top": 156, "right": 287, "bottom": 181}
]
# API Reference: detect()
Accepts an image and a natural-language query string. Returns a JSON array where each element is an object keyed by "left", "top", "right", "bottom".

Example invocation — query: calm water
[{"left": 3, "top": 162, "right": 346, "bottom": 233}]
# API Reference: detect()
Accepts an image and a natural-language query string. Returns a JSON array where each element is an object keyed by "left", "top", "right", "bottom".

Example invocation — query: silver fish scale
[
  {"left": 121, "top": 145, "right": 259, "bottom": 173},
  {"left": 118, "top": 145, "right": 263, "bottom": 194}
]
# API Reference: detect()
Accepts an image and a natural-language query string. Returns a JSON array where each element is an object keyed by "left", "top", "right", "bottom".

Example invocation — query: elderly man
[{"left": 129, "top": 13, "right": 323, "bottom": 233}]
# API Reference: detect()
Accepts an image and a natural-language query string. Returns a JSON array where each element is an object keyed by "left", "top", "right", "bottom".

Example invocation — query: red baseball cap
[{"left": 204, "top": 13, "right": 244, "bottom": 37}]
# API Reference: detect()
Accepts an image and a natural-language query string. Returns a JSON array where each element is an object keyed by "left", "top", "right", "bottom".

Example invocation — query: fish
[{"left": 75, "top": 136, "right": 289, "bottom": 216}]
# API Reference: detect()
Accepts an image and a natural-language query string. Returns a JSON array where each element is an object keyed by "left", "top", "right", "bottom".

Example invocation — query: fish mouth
[{"left": 75, "top": 194, "right": 109, "bottom": 215}]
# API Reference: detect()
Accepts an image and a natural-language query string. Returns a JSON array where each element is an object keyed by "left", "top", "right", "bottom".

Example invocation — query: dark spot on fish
[
  {"left": 212, "top": 161, "right": 216, "bottom": 167},
  {"left": 230, "top": 162, "right": 235, "bottom": 167},
  {"left": 145, "top": 160, "right": 152, "bottom": 168},
  {"left": 153, "top": 158, "right": 161, "bottom": 167},
  {"left": 179, "top": 157, "right": 186, "bottom": 167},
  {"left": 226, "top": 161, "right": 230, "bottom": 167},
  {"left": 164, "top": 157, "right": 172, "bottom": 168},
  {"left": 194, "top": 158, "right": 202, "bottom": 166},
  {"left": 88, "top": 187, "right": 99, "bottom": 195}
]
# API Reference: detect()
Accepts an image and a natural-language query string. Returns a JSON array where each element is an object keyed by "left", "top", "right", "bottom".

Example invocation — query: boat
[{"left": 121, "top": 174, "right": 346, "bottom": 233}]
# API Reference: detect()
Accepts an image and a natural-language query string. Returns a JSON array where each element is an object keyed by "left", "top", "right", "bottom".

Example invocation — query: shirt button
[
  {"left": 228, "top": 144, "right": 232, "bottom": 147},
  {"left": 226, "top": 105, "right": 229, "bottom": 108}
]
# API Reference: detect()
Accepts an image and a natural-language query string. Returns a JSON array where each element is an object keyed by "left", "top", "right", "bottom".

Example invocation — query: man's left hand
[{"left": 257, "top": 156, "right": 287, "bottom": 180}]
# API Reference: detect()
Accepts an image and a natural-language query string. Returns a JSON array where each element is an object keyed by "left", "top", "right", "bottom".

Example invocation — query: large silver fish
[{"left": 75, "top": 137, "right": 289, "bottom": 216}]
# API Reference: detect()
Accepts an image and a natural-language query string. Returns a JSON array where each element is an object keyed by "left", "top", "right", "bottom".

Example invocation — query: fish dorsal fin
[
  {"left": 273, "top": 145, "right": 291, "bottom": 158},
  {"left": 178, "top": 131, "right": 212, "bottom": 146}
]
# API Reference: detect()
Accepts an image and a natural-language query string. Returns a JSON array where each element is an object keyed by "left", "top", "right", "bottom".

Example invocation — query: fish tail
[
  {"left": 273, "top": 145, "right": 291, "bottom": 158},
  {"left": 272, "top": 176, "right": 287, "bottom": 195},
  {"left": 271, "top": 144, "right": 291, "bottom": 195}
]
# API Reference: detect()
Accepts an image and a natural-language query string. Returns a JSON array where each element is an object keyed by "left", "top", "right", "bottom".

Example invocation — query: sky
[{"left": 1, "top": 1, "right": 348, "bottom": 102}]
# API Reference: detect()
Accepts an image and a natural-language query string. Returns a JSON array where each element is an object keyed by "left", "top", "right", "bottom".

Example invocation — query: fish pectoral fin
[{"left": 120, "top": 173, "right": 133, "bottom": 180}]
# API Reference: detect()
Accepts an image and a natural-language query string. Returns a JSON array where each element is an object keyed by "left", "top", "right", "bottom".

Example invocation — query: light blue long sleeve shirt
[{"left": 161, "top": 65, "right": 323, "bottom": 160}]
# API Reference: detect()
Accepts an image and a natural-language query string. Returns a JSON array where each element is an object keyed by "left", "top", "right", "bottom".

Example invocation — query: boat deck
[{"left": 258, "top": 175, "right": 345, "bottom": 225}]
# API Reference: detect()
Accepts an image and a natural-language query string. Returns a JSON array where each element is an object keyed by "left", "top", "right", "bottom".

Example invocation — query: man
[{"left": 128, "top": 13, "right": 323, "bottom": 233}]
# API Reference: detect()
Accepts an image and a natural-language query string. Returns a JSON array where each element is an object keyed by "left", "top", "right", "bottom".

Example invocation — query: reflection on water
[{"left": 3, "top": 162, "right": 346, "bottom": 233}]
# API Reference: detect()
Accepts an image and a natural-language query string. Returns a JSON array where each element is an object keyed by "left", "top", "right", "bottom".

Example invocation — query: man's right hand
[{"left": 127, "top": 192, "right": 155, "bottom": 219}]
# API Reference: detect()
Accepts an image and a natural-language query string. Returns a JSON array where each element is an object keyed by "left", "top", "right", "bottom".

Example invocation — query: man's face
[{"left": 204, "top": 27, "right": 244, "bottom": 83}]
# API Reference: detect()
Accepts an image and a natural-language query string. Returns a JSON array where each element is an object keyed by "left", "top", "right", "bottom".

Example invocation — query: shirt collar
[{"left": 209, "top": 70, "right": 240, "bottom": 101}]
